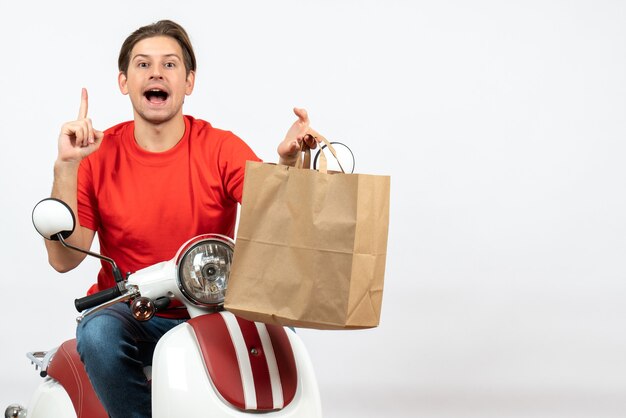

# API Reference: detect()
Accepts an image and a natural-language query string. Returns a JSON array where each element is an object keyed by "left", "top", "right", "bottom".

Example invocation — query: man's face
[{"left": 118, "top": 36, "right": 195, "bottom": 125}]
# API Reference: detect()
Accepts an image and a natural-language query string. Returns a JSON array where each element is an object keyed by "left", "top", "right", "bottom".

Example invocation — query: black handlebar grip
[{"left": 75, "top": 286, "right": 122, "bottom": 312}]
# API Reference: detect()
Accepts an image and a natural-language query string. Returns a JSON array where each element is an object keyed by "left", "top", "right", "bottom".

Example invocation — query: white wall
[{"left": 1, "top": 1, "right": 626, "bottom": 417}]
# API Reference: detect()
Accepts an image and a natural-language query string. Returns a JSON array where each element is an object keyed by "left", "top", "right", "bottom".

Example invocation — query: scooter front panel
[
  {"left": 188, "top": 311, "right": 297, "bottom": 411},
  {"left": 151, "top": 317, "right": 322, "bottom": 417}
]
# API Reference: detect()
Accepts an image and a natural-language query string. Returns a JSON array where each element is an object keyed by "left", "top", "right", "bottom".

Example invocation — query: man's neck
[{"left": 133, "top": 114, "right": 186, "bottom": 153}]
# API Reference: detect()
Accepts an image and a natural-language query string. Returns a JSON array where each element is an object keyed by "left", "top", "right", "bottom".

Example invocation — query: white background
[{"left": 1, "top": 1, "right": 625, "bottom": 417}]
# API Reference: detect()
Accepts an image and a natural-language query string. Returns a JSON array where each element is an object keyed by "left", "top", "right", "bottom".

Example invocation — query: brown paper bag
[{"left": 225, "top": 137, "right": 390, "bottom": 329}]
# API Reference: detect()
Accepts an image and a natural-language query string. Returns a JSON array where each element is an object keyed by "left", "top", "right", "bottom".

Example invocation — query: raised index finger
[{"left": 78, "top": 88, "right": 88, "bottom": 120}]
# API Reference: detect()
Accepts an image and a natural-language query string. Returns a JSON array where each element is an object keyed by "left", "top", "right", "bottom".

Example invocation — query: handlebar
[{"left": 75, "top": 286, "right": 123, "bottom": 312}]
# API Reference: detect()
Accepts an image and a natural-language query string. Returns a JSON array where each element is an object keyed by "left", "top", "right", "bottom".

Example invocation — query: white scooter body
[
  {"left": 151, "top": 320, "right": 321, "bottom": 417},
  {"left": 21, "top": 320, "right": 321, "bottom": 418},
  {"left": 128, "top": 258, "right": 321, "bottom": 416},
  {"left": 9, "top": 199, "right": 322, "bottom": 418},
  {"left": 15, "top": 261, "right": 322, "bottom": 418},
  {"left": 24, "top": 378, "right": 74, "bottom": 418},
  {"left": 20, "top": 320, "right": 321, "bottom": 418}
]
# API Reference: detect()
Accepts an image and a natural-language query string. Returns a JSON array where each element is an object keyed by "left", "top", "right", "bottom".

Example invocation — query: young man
[{"left": 44, "top": 20, "right": 317, "bottom": 418}]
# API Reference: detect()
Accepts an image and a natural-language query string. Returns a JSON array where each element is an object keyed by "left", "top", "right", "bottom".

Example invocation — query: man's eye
[
  {"left": 165, "top": 62, "right": 175, "bottom": 68},
  {"left": 138, "top": 62, "right": 149, "bottom": 68}
]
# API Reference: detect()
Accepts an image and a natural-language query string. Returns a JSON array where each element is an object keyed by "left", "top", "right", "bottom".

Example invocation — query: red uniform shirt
[{"left": 77, "top": 115, "right": 260, "bottom": 317}]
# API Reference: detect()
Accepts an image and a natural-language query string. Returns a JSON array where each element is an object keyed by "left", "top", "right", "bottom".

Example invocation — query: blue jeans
[{"left": 76, "top": 303, "right": 186, "bottom": 418}]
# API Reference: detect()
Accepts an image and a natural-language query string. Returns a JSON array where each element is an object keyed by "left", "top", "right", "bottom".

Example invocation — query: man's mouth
[{"left": 144, "top": 89, "right": 169, "bottom": 103}]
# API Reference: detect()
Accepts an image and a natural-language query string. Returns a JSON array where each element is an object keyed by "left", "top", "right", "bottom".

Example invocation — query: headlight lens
[{"left": 175, "top": 234, "right": 234, "bottom": 307}]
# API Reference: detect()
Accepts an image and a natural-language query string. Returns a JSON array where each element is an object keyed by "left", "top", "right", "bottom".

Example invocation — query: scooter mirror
[{"left": 32, "top": 198, "right": 76, "bottom": 241}]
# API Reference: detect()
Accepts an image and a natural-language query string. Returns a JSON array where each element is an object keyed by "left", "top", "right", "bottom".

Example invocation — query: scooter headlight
[{"left": 175, "top": 234, "right": 234, "bottom": 307}]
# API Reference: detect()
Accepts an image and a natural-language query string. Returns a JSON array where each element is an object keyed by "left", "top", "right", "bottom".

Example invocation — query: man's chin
[{"left": 135, "top": 109, "right": 180, "bottom": 125}]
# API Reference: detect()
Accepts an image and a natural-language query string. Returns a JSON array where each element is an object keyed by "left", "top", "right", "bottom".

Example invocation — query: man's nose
[{"left": 150, "top": 66, "right": 163, "bottom": 79}]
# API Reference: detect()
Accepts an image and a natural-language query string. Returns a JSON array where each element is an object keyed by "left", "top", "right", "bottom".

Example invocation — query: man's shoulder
[
  {"left": 82, "top": 121, "right": 131, "bottom": 166},
  {"left": 185, "top": 115, "right": 242, "bottom": 143},
  {"left": 104, "top": 120, "right": 133, "bottom": 138}
]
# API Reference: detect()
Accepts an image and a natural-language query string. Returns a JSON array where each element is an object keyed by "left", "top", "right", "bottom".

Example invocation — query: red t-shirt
[{"left": 77, "top": 115, "right": 260, "bottom": 317}]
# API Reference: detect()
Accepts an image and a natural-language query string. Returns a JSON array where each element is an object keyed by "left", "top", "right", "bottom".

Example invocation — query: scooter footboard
[{"left": 151, "top": 311, "right": 322, "bottom": 417}]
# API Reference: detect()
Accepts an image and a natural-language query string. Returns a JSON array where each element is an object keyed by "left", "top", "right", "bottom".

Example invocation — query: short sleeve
[
  {"left": 77, "top": 158, "right": 100, "bottom": 231},
  {"left": 218, "top": 133, "right": 262, "bottom": 203}
]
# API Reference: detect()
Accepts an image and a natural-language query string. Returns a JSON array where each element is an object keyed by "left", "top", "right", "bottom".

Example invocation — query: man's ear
[
  {"left": 185, "top": 71, "right": 195, "bottom": 95},
  {"left": 118, "top": 71, "right": 129, "bottom": 95}
]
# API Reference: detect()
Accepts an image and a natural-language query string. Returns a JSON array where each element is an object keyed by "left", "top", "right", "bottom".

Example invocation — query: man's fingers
[
  {"left": 73, "top": 88, "right": 99, "bottom": 145},
  {"left": 74, "top": 124, "right": 87, "bottom": 146},
  {"left": 302, "top": 128, "right": 321, "bottom": 149},
  {"left": 293, "top": 107, "right": 309, "bottom": 124},
  {"left": 277, "top": 139, "right": 300, "bottom": 159},
  {"left": 85, "top": 118, "right": 95, "bottom": 144},
  {"left": 281, "top": 139, "right": 298, "bottom": 154},
  {"left": 307, "top": 127, "right": 321, "bottom": 139},
  {"left": 61, "top": 120, "right": 99, "bottom": 147},
  {"left": 78, "top": 88, "right": 89, "bottom": 120}
]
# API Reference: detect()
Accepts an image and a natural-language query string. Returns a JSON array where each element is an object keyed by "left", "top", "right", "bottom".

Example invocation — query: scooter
[{"left": 5, "top": 198, "right": 322, "bottom": 418}]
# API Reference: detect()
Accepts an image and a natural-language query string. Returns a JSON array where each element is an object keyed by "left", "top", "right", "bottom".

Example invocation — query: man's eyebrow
[{"left": 132, "top": 53, "right": 182, "bottom": 61}]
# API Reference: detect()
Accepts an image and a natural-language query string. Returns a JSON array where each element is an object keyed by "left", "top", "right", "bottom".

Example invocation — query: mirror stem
[{"left": 56, "top": 233, "right": 125, "bottom": 283}]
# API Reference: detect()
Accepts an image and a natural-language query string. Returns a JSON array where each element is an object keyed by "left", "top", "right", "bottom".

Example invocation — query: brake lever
[{"left": 76, "top": 285, "right": 140, "bottom": 324}]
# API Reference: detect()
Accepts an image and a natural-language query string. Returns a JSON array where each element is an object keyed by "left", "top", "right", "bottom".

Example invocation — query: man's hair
[{"left": 118, "top": 20, "right": 197, "bottom": 76}]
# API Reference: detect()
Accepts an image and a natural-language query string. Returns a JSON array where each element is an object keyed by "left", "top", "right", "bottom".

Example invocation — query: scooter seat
[
  {"left": 47, "top": 339, "right": 108, "bottom": 418},
  {"left": 188, "top": 311, "right": 298, "bottom": 411}
]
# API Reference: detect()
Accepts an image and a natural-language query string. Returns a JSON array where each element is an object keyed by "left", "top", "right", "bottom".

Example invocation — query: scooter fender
[
  {"left": 25, "top": 339, "right": 108, "bottom": 418},
  {"left": 152, "top": 311, "right": 322, "bottom": 417}
]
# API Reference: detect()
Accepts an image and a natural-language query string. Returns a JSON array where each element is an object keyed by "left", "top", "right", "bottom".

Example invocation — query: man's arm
[
  {"left": 277, "top": 108, "right": 319, "bottom": 166},
  {"left": 45, "top": 88, "right": 103, "bottom": 272}
]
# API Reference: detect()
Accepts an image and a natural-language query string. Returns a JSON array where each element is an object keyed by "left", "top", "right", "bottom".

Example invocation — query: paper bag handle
[
  {"left": 295, "top": 133, "right": 345, "bottom": 174},
  {"left": 295, "top": 144, "right": 311, "bottom": 170}
]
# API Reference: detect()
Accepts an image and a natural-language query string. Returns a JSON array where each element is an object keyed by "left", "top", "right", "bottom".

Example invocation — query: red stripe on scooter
[
  {"left": 189, "top": 315, "right": 246, "bottom": 409},
  {"left": 190, "top": 314, "right": 298, "bottom": 411},
  {"left": 235, "top": 316, "right": 274, "bottom": 410},
  {"left": 266, "top": 325, "right": 298, "bottom": 406}
]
